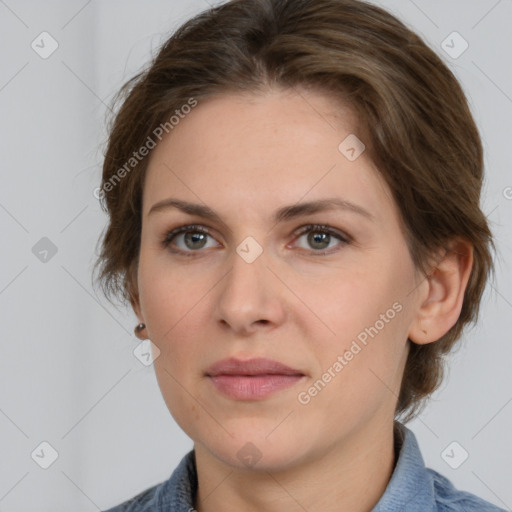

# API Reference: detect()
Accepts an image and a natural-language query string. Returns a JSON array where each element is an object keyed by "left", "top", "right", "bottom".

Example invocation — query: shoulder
[
  {"left": 102, "top": 482, "right": 162, "bottom": 512},
  {"left": 428, "top": 468, "right": 507, "bottom": 512}
]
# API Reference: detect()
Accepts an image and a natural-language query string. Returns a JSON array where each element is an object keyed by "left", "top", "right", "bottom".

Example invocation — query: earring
[{"left": 134, "top": 323, "right": 146, "bottom": 337}]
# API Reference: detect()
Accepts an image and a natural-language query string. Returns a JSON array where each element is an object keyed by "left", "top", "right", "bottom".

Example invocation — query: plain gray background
[{"left": 0, "top": 1, "right": 511, "bottom": 510}]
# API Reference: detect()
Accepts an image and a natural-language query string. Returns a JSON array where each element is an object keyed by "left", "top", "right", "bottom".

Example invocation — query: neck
[{"left": 193, "top": 419, "right": 398, "bottom": 512}]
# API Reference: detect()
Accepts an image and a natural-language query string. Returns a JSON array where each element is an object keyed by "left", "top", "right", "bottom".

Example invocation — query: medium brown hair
[{"left": 93, "top": 0, "right": 494, "bottom": 422}]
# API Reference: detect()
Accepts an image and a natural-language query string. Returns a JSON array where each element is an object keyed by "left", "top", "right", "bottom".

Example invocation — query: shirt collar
[
  {"left": 371, "top": 421, "right": 436, "bottom": 511},
  {"left": 156, "top": 421, "right": 435, "bottom": 512}
]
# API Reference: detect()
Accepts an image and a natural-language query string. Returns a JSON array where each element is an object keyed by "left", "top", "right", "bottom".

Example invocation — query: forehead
[{"left": 142, "top": 88, "right": 394, "bottom": 222}]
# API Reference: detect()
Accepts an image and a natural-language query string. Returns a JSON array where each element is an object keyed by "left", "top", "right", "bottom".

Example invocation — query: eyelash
[{"left": 161, "top": 224, "right": 351, "bottom": 257}]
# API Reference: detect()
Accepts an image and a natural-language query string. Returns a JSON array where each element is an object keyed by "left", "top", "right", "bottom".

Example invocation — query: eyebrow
[{"left": 148, "top": 197, "right": 375, "bottom": 227}]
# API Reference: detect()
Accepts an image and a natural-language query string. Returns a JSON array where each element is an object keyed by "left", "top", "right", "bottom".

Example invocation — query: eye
[
  {"left": 162, "top": 224, "right": 219, "bottom": 255},
  {"left": 291, "top": 224, "right": 350, "bottom": 254}
]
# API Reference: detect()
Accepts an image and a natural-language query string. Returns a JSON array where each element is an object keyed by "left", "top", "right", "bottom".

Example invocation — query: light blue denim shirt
[{"left": 103, "top": 422, "right": 506, "bottom": 511}]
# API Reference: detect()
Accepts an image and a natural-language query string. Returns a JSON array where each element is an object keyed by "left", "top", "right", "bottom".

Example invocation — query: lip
[
  {"left": 206, "top": 357, "right": 303, "bottom": 377},
  {"left": 206, "top": 357, "right": 305, "bottom": 400}
]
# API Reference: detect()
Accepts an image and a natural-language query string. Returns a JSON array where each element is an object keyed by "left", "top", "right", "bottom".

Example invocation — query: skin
[{"left": 132, "top": 86, "right": 473, "bottom": 512}]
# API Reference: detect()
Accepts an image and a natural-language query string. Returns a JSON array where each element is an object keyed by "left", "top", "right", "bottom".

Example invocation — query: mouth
[{"left": 205, "top": 357, "right": 306, "bottom": 400}]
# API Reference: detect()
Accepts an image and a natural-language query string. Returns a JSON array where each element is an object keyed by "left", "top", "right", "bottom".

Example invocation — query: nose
[{"left": 213, "top": 247, "right": 287, "bottom": 336}]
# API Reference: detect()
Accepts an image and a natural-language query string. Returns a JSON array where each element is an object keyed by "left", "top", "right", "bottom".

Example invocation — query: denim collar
[{"left": 372, "top": 421, "right": 437, "bottom": 511}]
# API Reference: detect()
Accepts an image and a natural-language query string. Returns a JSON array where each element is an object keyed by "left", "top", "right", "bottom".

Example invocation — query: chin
[{"left": 196, "top": 426, "right": 313, "bottom": 473}]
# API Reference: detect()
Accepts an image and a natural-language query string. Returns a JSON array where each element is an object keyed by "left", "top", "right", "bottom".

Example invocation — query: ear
[{"left": 408, "top": 238, "right": 474, "bottom": 345}]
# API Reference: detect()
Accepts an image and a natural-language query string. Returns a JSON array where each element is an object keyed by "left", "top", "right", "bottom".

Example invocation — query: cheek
[
  {"left": 299, "top": 306, "right": 409, "bottom": 433},
  {"left": 144, "top": 278, "right": 207, "bottom": 434},
  {"left": 298, "top": 257, "right": 412, "bottom": 392},
  {"left": 152, "top": 358, "right": 202, "bottom": 438},
  {"left": 138, "top": 255, "right": 204, "bottom": 336},
  {"left": 293, "top": 260, "right": 406, "bottom": 344}
]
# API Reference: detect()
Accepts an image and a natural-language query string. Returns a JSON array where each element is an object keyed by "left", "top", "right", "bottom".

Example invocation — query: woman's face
[{"left": 135, "top": 87, "right": 425, "bottom": 471}]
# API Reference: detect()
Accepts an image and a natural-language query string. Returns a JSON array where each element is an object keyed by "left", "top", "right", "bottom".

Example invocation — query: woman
[{"left": 94, "top": 0, "right": 503, "bottom": 510}]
